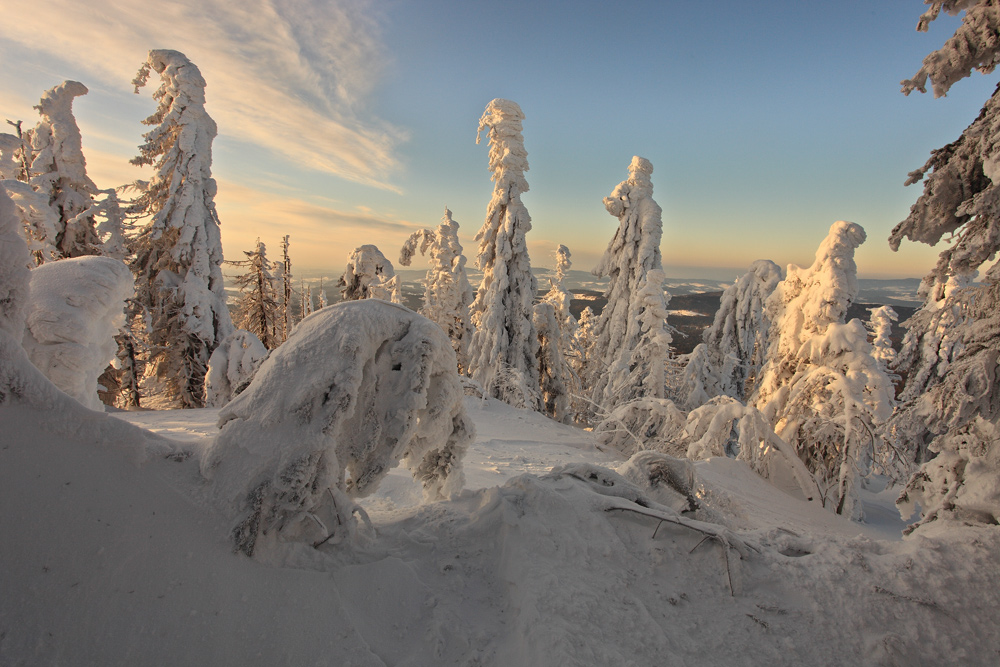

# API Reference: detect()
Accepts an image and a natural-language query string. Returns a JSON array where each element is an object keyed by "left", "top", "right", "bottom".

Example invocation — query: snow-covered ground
[{"left": 2, "top": 396, "right": 998, "bottom": 665}]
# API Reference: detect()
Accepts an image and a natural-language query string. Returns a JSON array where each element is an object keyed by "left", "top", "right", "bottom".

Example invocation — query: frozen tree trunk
[
  {"left": 28, "top": 81, "right": 101, "bottom": 258},
  {"left": 589, "top": 156, "right": 672, "bottom": 414},
  {"left": 128, "top": 50, "right": 234, "bottom": 408},
  {"left": 398, "top": 207, "right": 475, "bottom": 374},
  {"left": 201, "top": 301, "right": 473, "bottom": 557},
  {"left": 339, "top": 244, "right": 401, "bottom": 303},
  {"left": 467, "top": 99, "right": 540, "bottom": 408}
]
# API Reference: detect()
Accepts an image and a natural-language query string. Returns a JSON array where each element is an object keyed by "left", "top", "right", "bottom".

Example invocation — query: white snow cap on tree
[
  {"left": 590, "top": 156, "right": 672, "bottom": 412},
  {"left": 679, "top": 259, "right": 782, "bottom": 408},
  {"left": 339, "top": 244, "right": 401, "bottom": 303},
  {"left": 21, "top": 256, "right": 133, "bottom": 410},
  {"left": 0, "top": 188, "right": 30, "bottom": 340},
  {"left": 753, "top": 221, "right": 895, "bottom": 518},
  {"left": 201, "top": 300, "right": 473, "bottom": 557},
  {"left": 867, "top": 305, "right": 898, "bottom": 371},
  {"left": 467, "top": 99, "right": 540, "bottom": 407},
  {"left": 398, "top": 207, "right": 475, "bottom": 373},
  {"left": 204, "top": 329, "right": 269, "bottom": 408},
  {"left": 129, "top": 49, "right": 234, "bottom": 408},
  {"left": 28, "top": 80, "right": 100, "bottom": 258}
]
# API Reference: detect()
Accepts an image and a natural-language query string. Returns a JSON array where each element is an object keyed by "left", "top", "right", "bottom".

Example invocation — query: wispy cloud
[{"left": 0, "top": 0, "right": 403, "bottom": 190}]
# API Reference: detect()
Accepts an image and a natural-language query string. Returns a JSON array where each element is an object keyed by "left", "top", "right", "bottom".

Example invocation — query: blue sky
[{"left": 0, "top": 0, "right": 995, "bottom": 279}]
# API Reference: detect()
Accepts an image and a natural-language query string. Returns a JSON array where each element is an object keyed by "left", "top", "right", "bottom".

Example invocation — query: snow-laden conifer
[
  {"left": 589, "top": 157, "right": 672, "bottom": 412},
  {"left": 678, "top": 260, "right": 782, "bottom": 409},
  {"left": 398, "top": 207, "right": 474, "bottom": 373},
  {"left": 0, "top": 133, "right": 22, "bottom": 180},
  {"left": 467, "top": 99, "right": 539, "bottom": 407},
  {"left": 28, "top": 81, "right": 101, "bottom": 258},
  {"left": 127, "top": 50, "right": 233, "bottom": 408},
  {"left": 339, "top": 244, "right": 401, "bottom": 303},
  {"left": 541, "top": 245, "right": 580, "bottom": 368},
  {"left": 279, "top": 235, "right": 292, "bottom": 340},
  {"left": 0, "top": 187, "right": 29, "bottom": 340},
  {"left": 232, "top": 239, "right": 280, "bottom": 349},
  {"left": 534, "top": 301, "right": 573, "bottom": 424},
  {"left": 867, "top": 305, "right": 899, "bottom": 372},
  {"left": 2, "top": 179, "right": 60, "bottom": 264},
  {"left": 752, "top": 222, "right": 895, "bottom": 518}
]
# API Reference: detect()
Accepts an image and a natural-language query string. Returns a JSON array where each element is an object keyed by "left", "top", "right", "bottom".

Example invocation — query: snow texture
[
  {"left": 902, "top": 0, "right": 1000, "bottom": 97},
  {"left": 398, "top": 207, "right": 474, "bottom": 373},
  {"left": 21, "top": 256, "right": 132, "bottom": 411},
  {"left": 590, "top": 156, "right": 672, "bottom": 413},
  {"left": 201, "top": 300, "right": 473, "bottom": 557},
  {"left": 204, "top": 329, "right": 269, "bottom": 408},
  {"left": 467, "top": 99, "right": 540, "bottom": 408},
  {"left": 129, "top": 49, "right": 233, "bottom": 408},
  {"left": 339, "top": 243, "right": 402, "bottom": 303},
  {"left": 28, "top": 80, "right": 100, "bottom": 258},
  {"left": 754, "top": 222, "right": 895, "bottom": 518}
]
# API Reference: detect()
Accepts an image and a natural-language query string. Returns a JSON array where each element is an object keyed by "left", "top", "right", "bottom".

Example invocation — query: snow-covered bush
[
  {"left": 204, "top": 329, "right": 269, "bottom": 408},
  {"left": 593, "top": 397, "right": 687, "bottom": 457},
  {"left": 128, "top": 50, "right": 233, "bottom": 408},
  {"left": 201, "top": 300, "right": 474, "bottom": 557},
  {"left": 589, "top": 156, "right": 672, "bottom": 414},
  {"left": 467, "top": 99, "right": 540, "bottom": 407},
  {"left": 21, "top": 256, "right": 133, "bottom": 410},
  {"left": 616, "top": 450, "right": 698, "bottom": 513},
  {"left": 678, "top": 259, "right": 782, "bottom": 408},
  {"left": 339, "top": 244, "right": 401, "bottom": 303},
  {"left": 28, "top": 81, "right": 100, "bottom": 258},
  {"left": 533, "top": 301, "right": 573, "bottom": 424},
  {"left": 753, "top": 222, "right": 895, "bottom": 517},
  {"left": 398, "top": 207, "right": 475, "bottom": 372}
]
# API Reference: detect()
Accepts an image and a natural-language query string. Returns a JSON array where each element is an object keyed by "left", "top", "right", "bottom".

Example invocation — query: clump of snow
[
  {"left": 204, "top": 329, "right": 269, "bottom": 408},
  {"left": 201, "top": 300, "right": 473, "bottom": 557},
  {"left": 21, "top": 256, "right": 132, "bottom": 410},
  {"left": 339, "top": 243, "right": 401, "bottom": 303}
]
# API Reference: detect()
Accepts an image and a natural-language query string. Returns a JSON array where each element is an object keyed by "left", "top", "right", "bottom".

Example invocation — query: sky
[{"left": 0, "top": 0, "right": 996, "bottom": 280}]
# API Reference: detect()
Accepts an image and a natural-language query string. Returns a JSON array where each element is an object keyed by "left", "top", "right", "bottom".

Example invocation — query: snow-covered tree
[
  {"left": 0, "top": 133, "right": 21, "bottom": 180},
  {"left": 541, "top": 245, "right": 580, "bottom": 364},
  {"left": 534, "top": 301, "right": 573, "bottom": 423},
  {"left": 398, "top": 207, "right": 475, "bottom": 373},
  {"left": 205, "top": 329, "right": 269, "bottom": 408},
  {"left": 2, "top": 179, "right": 59, "bottom": 264},
  {"left": 316, "top": 279, "right": 328, "bottom": 310},
  {"left": 752, "top": 221, "right": 895, "bottom": 518},
  {"left": 0, "top": 187, "right": 29, "bottom": 340},
  {"left": 589, "top": 156, "right": 672, "bottom": 413},
  {"left": 232, "top": 239, "right": 280, "bottom": 350},
  {"left": 127, "top": 50, "right": 233, "bottom": 408},
  {"left": 201, "top": 300, "right": 473, "bottom": 557},
  {"left": 467, "top": 99, "right": 539, "bottom": 407},
  {"left": 867, "top": 305, "right": 899, "bottom": 371},
  {"left": 678, "top": 259, "right": 782, "bottom": 409},
  {"left": 339, "top": 244, "right": 401, "bottom": 303},
  {"left": 28, "top": 81, "right": 101, "bottom": 258},
  {"left": 886, "top": 3, "right": 1000, "bottom": 528},
  {"left": 279, "top": 235, "right": 292, "bottom": 340}
]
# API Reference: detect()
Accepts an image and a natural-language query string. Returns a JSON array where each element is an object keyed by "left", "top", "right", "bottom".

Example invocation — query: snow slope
[{"left": 2, "top": 397, "right": 999, "bottom": 666}]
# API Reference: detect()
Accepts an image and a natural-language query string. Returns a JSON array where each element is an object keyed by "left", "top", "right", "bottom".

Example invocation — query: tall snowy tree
[
  {"left": 867, "top": 305, "right": 899, "bottom": 372},
  {"left": 534, "top": 301, "right": 573, "bottom": 423},
  {"left": 588, "top": 156, "right": 672, "bottom": 414},
  {"left": 339, "top": 244, "right": 401, "bottom": 303},
  {"left": 231, "top": 239, "right": 280, "bottom": 350},
  {"left": 28, "top": 81, "right": 101, "bottom": 258},
  {"left": 127, "top": 50, "right": 233, "bottom": 408},
  {"left": 466, "top": 99, "right": 540, "bottom": 408},
  {"left": 398, "top": 207, "right": 475, "bottom": 373},
  {"left": 541, "top": 245, "right": 580, "bottom": 364},
  {"left": 279, "top": 235, "right": 293, "bottom": 340},
  {"left": 678, "top": 259, "right": 782, "bottom": 408},
  {"left": 888, "top": 0, "right": 1000, "bottom": 529},
  {"left": 752, "top": 221, "right": 895, "bottom": 518}
]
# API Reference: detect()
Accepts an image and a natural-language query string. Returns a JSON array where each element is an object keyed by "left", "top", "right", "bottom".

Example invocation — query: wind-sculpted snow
[
  {"left": 201, "top": 300, "right": 473, "bottom": 557},
  {"left": 22, "top": 256, "right": 132, "bottom": 411},
  {"left": 204, "top": 329, "right": 268, "bottom": 408}
]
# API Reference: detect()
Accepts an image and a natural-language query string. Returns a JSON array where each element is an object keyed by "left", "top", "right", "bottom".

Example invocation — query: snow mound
[
  {"left": 22, "top": 256, "right": 132, "bottom": 410},
  {"left": 201, "top": 300, "right": 474, "bottom": 557}
]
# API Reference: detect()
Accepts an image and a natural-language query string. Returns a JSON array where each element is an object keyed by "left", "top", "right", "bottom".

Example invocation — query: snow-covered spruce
[
  {"left": 128, "top": 50, "right": 233, "bottom": 408},
  {"left": 0, "top": 187, "right": 30, "bottom": 339},
  {"left": 589, "top": 156, "right": 672, "bottom": 416},
  {"left": 467, "top": 99, "right": 540, "bottom": 408},
  {"left": 398, "top": 207, "right": 475, "bottom": 373},
  {"left": 338, "top": 243, "right": 401, "bottom": 303},
  {"left": 753, "top": 221, "right": 895, "bottom": 518},
  {"left": 678, "top": 259, "right": 782, "bottom": 408},
  {"left": 28, "top": 81, "right": 101, "bottom": 259},
  {"left": 204, "top": 329, "right": 269, "bottom": 408},
  {"left": 867, "top": 305, "right": 898, "bottom": 373},
  {"left": 201, "top": 300, "right": 473, "bottom": 557},
  {"left": 540, "top": 244, "right": 583, "bottom": 415},
  {"left": 231, "top": 239, "right": 281, "bottom": 350},
  {"left": 534, "top": 301, "right": 573, "bottom": 424},
  {"left": 21, "top": 256, "right": 132, "bottom": 411},
  {"left": 2, "top": 179, "right": 60, "bottom": 265}
]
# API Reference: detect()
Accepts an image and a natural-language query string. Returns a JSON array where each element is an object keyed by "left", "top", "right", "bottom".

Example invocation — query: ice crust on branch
[
  {"left": 201, "top": 300, "right": 473, "bottom": 557},
  {"left": 22, "top": 256, "right": 133, "bottom": 410},
  {"left": 589, "top": 156, "right": 672, "bottom": 413},
  {"left": 339, "top": 244, "right": 401, "bottom": 303},
  {"left": 467, "top": 99, "right": 539, "bottom": 407},
  {"left": 128, "top": 50, "right": 233, "bottom": 408}
]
